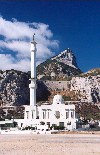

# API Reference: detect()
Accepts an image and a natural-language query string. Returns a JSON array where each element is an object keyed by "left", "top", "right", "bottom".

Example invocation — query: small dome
[{"left": 53, "top": 95, "right": 64, "bottom": 104}]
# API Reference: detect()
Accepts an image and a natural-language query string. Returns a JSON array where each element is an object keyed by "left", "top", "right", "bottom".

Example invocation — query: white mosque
[{"left": 23, "top": 36, "right": 77, "bottom": 130}]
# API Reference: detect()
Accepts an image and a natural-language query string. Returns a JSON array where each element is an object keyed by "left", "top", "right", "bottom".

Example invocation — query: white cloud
[
  {"left": 0, "top": 40, "right": 30, "bottom": 58},
  {"left": 0, "top": 16, "right": 59, "bottom": 71},
  {"left": 0, "top": 54, "right": 30, "bottom": 72}
]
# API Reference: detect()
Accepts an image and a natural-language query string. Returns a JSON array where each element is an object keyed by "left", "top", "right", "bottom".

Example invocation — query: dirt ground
[{"left": 0, "top": 133, "right": 100, "bottom": 155}]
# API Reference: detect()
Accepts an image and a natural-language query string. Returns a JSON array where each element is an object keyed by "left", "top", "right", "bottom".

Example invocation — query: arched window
[{"left": 55, "top": 111, "right": 60, "bottom": 119}]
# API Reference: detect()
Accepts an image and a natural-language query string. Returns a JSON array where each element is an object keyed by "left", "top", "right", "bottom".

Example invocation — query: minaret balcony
[
  {"left": 30, "top": 43, "right": 36, "bottom": 51},
  {"left": 29, "top": 83, "right": 36, "bottom": 88},
  {"left": 29, "top": 78, "right": 36, "bottom": 81}
]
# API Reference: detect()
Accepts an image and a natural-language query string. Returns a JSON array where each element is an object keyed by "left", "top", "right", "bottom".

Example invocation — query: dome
[{"left": 53, "top": 94, "right": 64, "bottom": 104}]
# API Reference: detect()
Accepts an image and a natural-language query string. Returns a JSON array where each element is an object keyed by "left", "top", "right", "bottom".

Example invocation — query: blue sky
[{"left": 0, "top": 0, "right": 100, "bottom": 72}]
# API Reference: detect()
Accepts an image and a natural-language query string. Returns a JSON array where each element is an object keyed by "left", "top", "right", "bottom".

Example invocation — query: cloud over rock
[{"left": 0, "top": 17, "right": 59, "bottom": 71}]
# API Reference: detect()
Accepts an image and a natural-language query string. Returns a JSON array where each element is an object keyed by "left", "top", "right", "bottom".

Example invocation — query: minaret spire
[
  {"left": 33, "top": 33, "right": 35, "bottom": 41},
  {"left": 29, "top": 35, "right": 37, "bottom": 106}
]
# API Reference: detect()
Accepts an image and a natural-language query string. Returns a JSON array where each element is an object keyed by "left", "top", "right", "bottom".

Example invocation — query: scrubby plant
[
  {"left": 40, "top": 121, "right": 45, "bottom": 125},
  {"left": 50, "top": 124, "right": 65, "bottom": 130}
]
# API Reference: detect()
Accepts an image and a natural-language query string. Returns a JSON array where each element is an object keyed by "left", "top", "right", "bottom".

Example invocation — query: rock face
[
  {"left": 0, "top": 70, "right": 50, "bottom": 106},
  {"left": 71, "top": 75, "right": 100, "bottom": 103},
  {"left": 43, "top": 74, "right": 100, "bottom": 103},
  {"left": 0, "top": 70, "right": 30, "bottom": 106},
  {"left": 0, "top": 49, "right": 99, "bottom": 105},
  {"left": 37, "top": 48, "right": 82, "bottom": 80},
  {"left": 52, "top": 48, "right": 78, "bottom": 68},
  {"left": 0, "top": 69, "right": 100, "bottom": 105},
  {"left": 36, "top": 80, "right": 51, "bottom": 102}
]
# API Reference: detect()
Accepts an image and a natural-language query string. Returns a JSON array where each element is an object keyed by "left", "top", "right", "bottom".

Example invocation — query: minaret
[{"left": 29, "top": 34, "right": 37, "bottom": 106}]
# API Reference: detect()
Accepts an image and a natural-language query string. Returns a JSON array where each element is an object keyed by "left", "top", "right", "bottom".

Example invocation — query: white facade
[{"left": 24, "top": 95, "right": 77, "bottom": 130}]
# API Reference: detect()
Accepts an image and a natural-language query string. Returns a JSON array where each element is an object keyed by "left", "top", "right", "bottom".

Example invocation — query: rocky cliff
[
  {"left": 0, "top": 69, "right": 99, "bottom": 105},
  {"left": 37, "top": 48, "right": 82, "bottom": 80},
  {"left": 71, "top": 75, "right": 100, "bottom": 103},
  {"left": 0, "top": 70, "right": 50, "bottom": 106},
  {"left": 0, "top": 49, "right": 99, "bottom": 105},
  {"left": 43, "top": 73, "right": 100, "bottom": 103},
  {"left": 0, "top": 70, "right": 30, "bottom": 106},
  {"left": 51, "top": 48, "right": 78, "bottom": 68}
]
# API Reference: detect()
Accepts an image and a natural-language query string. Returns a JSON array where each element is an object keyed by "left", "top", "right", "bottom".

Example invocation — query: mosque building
[{"left": 23, "top": 36, "right": 77, "bottom": 130}]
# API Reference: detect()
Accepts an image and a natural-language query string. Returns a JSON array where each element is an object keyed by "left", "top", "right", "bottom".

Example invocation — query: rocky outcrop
[
  {"left": 0, "top": 70, "right": 50, "bottom": 106},
  {"left": 52, "top": 48, "right": 78, "bottom": 68},
  {"left": 41, "top": 73, "right": 100, "bottom": 103},
  {"left": 37, "top": 48, "right": 82, "bottom": 80},
  {"left": 0, "top": 70, "right": 30, "bottom": 106},
  {"left": 71, "top": 75, "right": 100, "bottom": 103},
  {"left": 82, "top": 68, "right": 100, "bottom": 76},
  {"left": 0, "top": 48, "right": 99, "bottom": 105},
  {"left": 36, "top": 80, "right": 51, "bottom": 102},
  {"left": 0, "top": 69, "right": 100, "bottom": 105}
]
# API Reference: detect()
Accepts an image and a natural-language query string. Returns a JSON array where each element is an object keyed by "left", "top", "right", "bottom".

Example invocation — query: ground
[{"left": 0, "top": 133, "right": 100, "bottom": 155}]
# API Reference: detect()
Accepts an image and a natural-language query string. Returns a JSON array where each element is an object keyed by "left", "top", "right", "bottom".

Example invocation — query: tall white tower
[{"left": 29, "top": 34, "right": 37, "bottom": 106}]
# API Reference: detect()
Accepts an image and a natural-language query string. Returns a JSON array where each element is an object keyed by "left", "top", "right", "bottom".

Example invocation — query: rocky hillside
[
  {"left": 81, "top": 68, "right": 100, "bottom": 77},
  {"left": 37, "top": 48, "right": 82, "bottom": 80},
  {"left": 0, "top": 49, "right": 99, "bottom": 106},
  {"left": 0, "top": 69, "right": 100, "bottom": 105},
  {"left": 71, "top": 75, "right": 100, "bottom": 103},
  {"left": 52, "top": 48, "right": 78, "bottom": 68},
  {"left": 43, "top": 73, "right": 100, "bottom": 103},
  {"left": 0, "top": 70, "right": 50, "bottom": 106}
]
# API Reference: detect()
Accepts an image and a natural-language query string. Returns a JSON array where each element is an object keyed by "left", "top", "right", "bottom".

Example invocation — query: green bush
[
  {"left": 63, "top": 95, "right": 71, "bottom": 101},
  {"left": 40, "top": 121, "right": 45, "bottom": 125},
  {"left": 51, "top": 124, "right": 65, "bottom": 130},
  {"left": 22, "top": 126, "right": 35, "bottom": 130}
]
